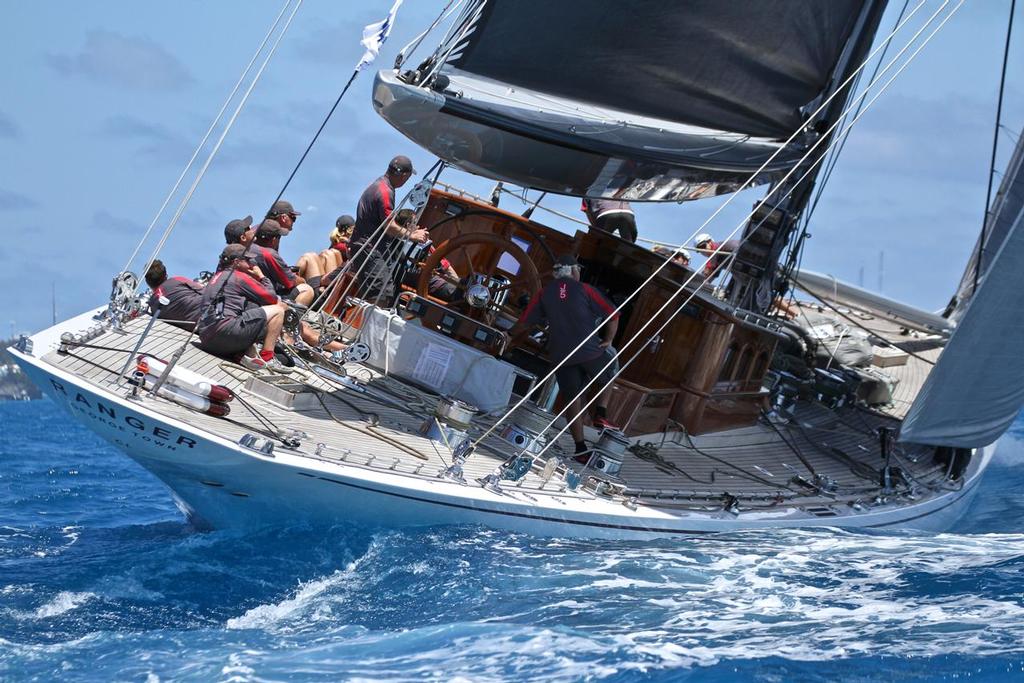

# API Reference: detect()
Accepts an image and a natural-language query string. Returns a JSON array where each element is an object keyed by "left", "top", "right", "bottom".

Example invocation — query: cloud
[
  {"left": 100, "top": 115, "right": 179, "bottom": 143},
  {"left": 47, "top": 30, "right": 193, "bottom": 91},
  {"left": 88, "top": 210, "right": 143, "bottom": 236},
  {"left": 0, "top": 189, "right": 38, "bottom": 210},
  {"left": 293, "top": 21, "right": 361, "bottom": 65},
  {"left": 0, "top": 111, "right": 18, "bottom": 138}
]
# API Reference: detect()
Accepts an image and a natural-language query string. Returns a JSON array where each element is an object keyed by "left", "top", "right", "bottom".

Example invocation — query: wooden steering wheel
[{"left": 416, "top": 232, "right": 543, "bottom": 324}]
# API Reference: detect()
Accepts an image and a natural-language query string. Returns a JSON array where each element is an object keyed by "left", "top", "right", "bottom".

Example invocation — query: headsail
[
  {"left": 946, "top": 133, "right": 1024, "bottom": 321},
  {"left": 901, "top": 173, "right": 1024, "bottom": 448},
  {"left": 374, "top": 0, "right": 887, "bottom": 200}
]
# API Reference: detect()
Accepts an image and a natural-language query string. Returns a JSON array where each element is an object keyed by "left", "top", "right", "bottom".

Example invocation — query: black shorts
[
  {"left": 594, "top": 213, "right": 637, "bottom": 243},
  {"left": 199, "top": 307, "right": 267, "bottom": 356},
  {"left": 555, "top": 349, "right": 616, "bottom": 400},
  {"left": 281, "top": 284, "right": 309, "bottom": 301}
]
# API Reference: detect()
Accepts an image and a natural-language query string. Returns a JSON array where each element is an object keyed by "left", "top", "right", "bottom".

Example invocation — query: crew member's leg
[
  {"left": 296, "top": 252, "right": 323, "bottom": 281},
  {"left": 284, "top": 283, "right": 314, "bottom": 307},
  {"left": 555, "top": 363, "right": 589, "bottom": 455},
  {"left": 594, "top": 214, "right": 638, "bottom": 243},
  {"left": 297, "top": 321, "right": 345, "bottom": 352},
  {"left": 260, "top": 303, "right": 285, "bottom": 356}
]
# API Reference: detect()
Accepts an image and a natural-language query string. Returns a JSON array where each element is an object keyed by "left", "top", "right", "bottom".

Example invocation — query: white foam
[{"left": 11, "top": 591, "right": 95, "bottom": 620}]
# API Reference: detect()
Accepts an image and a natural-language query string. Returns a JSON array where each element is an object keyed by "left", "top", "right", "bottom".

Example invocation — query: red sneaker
[{"left": 592, "top": 416, "right": 620, "bottom": 431}]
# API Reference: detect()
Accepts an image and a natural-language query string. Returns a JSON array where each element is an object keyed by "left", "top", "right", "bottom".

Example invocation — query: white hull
[{"left": 11, "top": 312, "right": 992, "bottom": 539}]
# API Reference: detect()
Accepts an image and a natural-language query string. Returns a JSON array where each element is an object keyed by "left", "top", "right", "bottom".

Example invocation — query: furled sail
[
  {"left": 946, "top": 134, "right": 1024, "bottom": 321},
  {"left": 374, "top": 0, "right": 887, "bottom": 200},
  {"left": 446, "top": 0, "right": 868, "bottom": 140},
  {"left": 901, "top": 195, "right": 1024, "bottom": 448}
]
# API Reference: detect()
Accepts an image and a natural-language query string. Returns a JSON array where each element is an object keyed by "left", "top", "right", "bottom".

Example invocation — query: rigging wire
[
  {"left": 975, "top": 0, "right": 1017, "bottom": 290},
  {"left": 394, "top": 0, "right": 463, "bottom": 70},
  {"left": 140, "top": 0, "right": 303, "bottom": 282},
  {"left": 525, "top": 0, "right": 965, "bottom": 464},
  {"left": 120, "top": 0, "right": 294, "bottom": 280},
  {"left": 778, "top": 0, "right": 912, "bottom": 297},
  {"left": 471, "top": 0, "right": 944, "bottom": 450}
]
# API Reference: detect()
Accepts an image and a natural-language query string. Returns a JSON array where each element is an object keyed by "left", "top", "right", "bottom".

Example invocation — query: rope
[
  {"left": 474, "top": 0, "right": 950, "bottom": 451},
  {"left": 120, "top": 0, "right": 294, "bottom": 279},
  {"left": 525, "top": 0, "right": 964, "bottom": 463},
  {"left": 976, "top": 0, "right": 1017, "bottom": 289},
  {"left": 139, "top": 0, "right": 303, "bottom": 280}
]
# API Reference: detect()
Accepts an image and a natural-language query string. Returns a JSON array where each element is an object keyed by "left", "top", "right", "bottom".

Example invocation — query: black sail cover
[{"left": 447, "top": 0, "right": 870, "bottom": 139}]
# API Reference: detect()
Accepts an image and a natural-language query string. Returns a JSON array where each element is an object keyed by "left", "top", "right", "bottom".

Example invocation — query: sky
[{"left": 2, "top": 0, "right": 1022, "bottom": 335}]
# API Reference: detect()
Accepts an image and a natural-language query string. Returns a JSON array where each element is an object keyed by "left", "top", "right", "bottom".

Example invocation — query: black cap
[
  {"left": 268, "top": 199, "right": 300, "bottom": 217},
  {"left": 335, "top": 214, "right": 355, "bottom": 229},
  {"left": 219, "top": 243, "right": 251, "bottom": 266},
  {"left": 555, "top": 253, "right": 579, "bottom": 267},
  {"left": 224, "top": 215, "right": 253, "bottom": 244},
  {"left": 256, "top": 218, "right": 287, "bottom": 238},
  {"left": 388, "top": 154, "right": 415, "bottom": 175}
]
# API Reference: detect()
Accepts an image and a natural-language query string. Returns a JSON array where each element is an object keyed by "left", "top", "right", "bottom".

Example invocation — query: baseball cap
[
  {"left": 219, "top": 243, "right": 251, "bottom": 266},
  {"left": 224, "top": 215, "right": 254, "bottom": 244},
  {"left": 268, "top": 199, "right": 301, "bottom": 217},
  {"left": 388, "top": 154, "right": 416, "bottom": 174},
  {"left": 335, "top": 214, "right": 355, "bottom": 229},
  {"left": 555, "top": 253, "right": 579, "bottom": 267},
  {"left": 256, "top": 218, "right": 288, "bottom": 238}
]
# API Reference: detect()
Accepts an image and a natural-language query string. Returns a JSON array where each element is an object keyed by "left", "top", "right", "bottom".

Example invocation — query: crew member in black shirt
[
  {"left": 144, "top": 260, "right": 204, "bottom": 331},
  {"left": 508, "top": 254, "right": 620, "bottom": 458}
]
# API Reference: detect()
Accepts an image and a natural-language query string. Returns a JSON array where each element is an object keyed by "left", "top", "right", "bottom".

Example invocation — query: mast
[{"left": 728, "top": 0, "right": 890, "bottom": 314}]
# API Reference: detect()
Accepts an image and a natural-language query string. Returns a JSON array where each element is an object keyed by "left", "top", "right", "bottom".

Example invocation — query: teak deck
[{"left": 44, "top": 308, "right": 949, "bottom": 515}]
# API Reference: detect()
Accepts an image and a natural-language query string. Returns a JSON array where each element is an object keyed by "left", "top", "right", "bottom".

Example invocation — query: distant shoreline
[{"left": 1, "top": 339, "right": 42, "bottom": 401}]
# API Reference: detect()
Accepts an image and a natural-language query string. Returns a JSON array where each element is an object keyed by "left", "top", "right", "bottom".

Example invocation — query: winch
[
  {"left": 499, "top": 423, "right": 547, "bottom": 455},
  {"left": 422, "top": 396, "right": 477, "bottom": 453},
  {"left": 434, "top": 396, "right": 477, "bottom": 430},
  {"left": 584, "top": 429, "right": 630, "bottom": 477}
]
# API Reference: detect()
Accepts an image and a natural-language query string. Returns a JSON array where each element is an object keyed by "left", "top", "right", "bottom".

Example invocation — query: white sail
[{"left": 901, "top": 203, "right": 1024, "bottom": 447}]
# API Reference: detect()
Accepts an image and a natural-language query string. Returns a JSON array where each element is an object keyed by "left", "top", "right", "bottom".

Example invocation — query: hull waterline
[{"left": 10, "top": 313, "right": 991, "bottom": 539}]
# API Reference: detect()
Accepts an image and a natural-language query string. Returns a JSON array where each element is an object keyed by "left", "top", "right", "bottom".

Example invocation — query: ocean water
[{"left": 1, "top": 399, "right": 1023, "bottom": 682}]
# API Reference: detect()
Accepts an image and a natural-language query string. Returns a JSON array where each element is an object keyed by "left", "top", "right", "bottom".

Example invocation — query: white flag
[{"left": 356, "top": 0, "right": 404, "bottom": 72}]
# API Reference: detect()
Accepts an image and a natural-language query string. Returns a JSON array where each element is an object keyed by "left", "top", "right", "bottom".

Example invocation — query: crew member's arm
[
  {"left": 263, "top": 249, "right": 299, "bottom": 291},
  {"left": 385, "top": 215, "right": 428, "bottom": 243},
  {"left": 506, "top": 290, "right": 545, "bottom": 344},
  {"left": 237, "top": 271, "right": 280, "bottom": 306},
  {"left": 582, "top": 284, "right": 619, "bottom": 348}
]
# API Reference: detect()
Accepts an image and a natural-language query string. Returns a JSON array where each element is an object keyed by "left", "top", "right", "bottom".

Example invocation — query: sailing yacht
[{"left": 8, "top": 1, "right": 1021, "bottom": 537}]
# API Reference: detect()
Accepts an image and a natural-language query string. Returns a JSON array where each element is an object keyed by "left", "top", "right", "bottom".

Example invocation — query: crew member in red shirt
[{"left": 694, "top": 233, "right": 740, "bottom": 282}]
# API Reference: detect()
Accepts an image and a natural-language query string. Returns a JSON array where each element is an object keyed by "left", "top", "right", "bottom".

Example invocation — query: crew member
[
  {"left": 266, "top": 199, "right": 325, "bottom": 291},
  {"left": 352, "top": 155, "right": 428, "bottom": 251},
  {"left": 320, "top": 214, "right": 355, "bottom": 277},
  {"left": 394, "top": 208, "right": 458, "bottom": 300},
  {"left": 582, "top": 198, "right": 637, "bottom": 243},
  {"left": 250, "top": 219, "right": 315, "bottom": 306},
  {"left": 507, "top": 254, "right": 620, "bottom": 459},
  {"left": 224, "top": 215, "right": 255, "bottom": 247},
  {"left": 196, "top": 244, "right": 287, "bottom": 371},
  {"left": 653, "top": 245, "right": 691, "bottom": 269},
  {"left": 144, "top": 260, "right": 204, "bottom": 331},
  {"left": 693, "top": 233, "right": 740, "bottom": 282}
]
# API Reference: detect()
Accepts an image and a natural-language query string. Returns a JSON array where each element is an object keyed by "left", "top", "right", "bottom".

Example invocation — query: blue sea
[{"left": 2, "top": 399, "right": 1023, "bottom": 682}]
